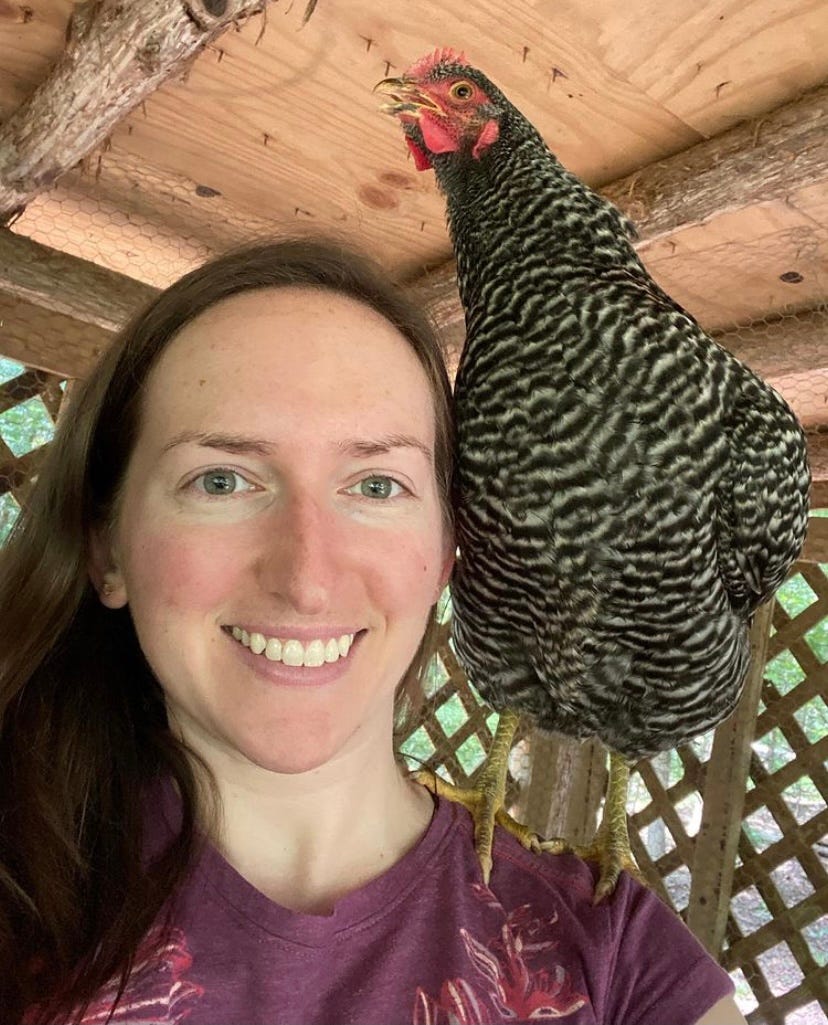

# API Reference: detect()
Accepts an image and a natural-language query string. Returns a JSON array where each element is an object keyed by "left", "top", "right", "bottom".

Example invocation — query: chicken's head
[{"left": 375, "top": 48, "right": 503, "bottom": 170}]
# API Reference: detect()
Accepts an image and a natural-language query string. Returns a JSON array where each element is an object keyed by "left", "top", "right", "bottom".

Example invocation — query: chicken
[{"left": 376, "top": 49, "right": 810, "bottom": 900}]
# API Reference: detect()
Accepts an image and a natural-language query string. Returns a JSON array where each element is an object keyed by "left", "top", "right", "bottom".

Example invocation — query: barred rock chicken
[{"left": 376, "top": 49, "right": 810, "bottom": 900}]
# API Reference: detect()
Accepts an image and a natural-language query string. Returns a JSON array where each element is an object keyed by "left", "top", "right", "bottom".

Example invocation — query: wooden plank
[
  {"left": 551, "top": 0, "right": 828, "bottom": 138},
  {"left": 637, "top": 188, "right": 828, "bottom": 331},
  {"left": 0, "top": 0, "right": 295, "bottom": 222},
  {"left": 0, "top": 228, "right": 156, "bottom": 331},
  {"left": 14, "top": 148, "right": 284, "bottom": 288},
  {"left": 686, "top": 601, "right": 774, "bottom": 957},
  {"left": 715, "top": 310, "right": 828, "bottom": 381},
  {"left": 804, "top": 432, "right": 828, "bottom": 486},
  {"left": 800, "top": 515, "right": 828, "bottom": 563},
  {"left": 810, "top": 480, "right": 828, "bottom": 510},
  {"left": 0, "top": 290, "right": 112, "bottom": 378}
]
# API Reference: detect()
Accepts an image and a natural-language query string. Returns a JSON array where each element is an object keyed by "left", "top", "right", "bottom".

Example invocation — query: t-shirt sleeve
[{"left": 600, "top": 874, "right": 735, "bottom": 1025}]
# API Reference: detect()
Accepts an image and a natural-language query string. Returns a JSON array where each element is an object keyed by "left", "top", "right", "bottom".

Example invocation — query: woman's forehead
[{"left": 138, "top": 287, "right": 438, "bottom": 448}]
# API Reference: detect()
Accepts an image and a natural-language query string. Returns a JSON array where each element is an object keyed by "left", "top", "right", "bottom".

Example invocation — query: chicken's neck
[{"left": 432, "top": 126, "right": 646, "bottom": 313}]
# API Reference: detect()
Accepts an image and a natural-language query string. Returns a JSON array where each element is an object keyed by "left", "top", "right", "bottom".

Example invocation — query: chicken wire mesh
[{"left": 0, "top": 157, "right": 827, "bottom": 1025}]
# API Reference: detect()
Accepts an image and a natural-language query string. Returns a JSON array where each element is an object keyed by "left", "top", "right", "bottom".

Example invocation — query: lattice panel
[
  {"left": 406, "top": 567, "right": 827, "bottom": 1025},
  {"left": 0, "top": 357, "right": 66, "bottom": 540},
  {"left": 721, "top": 564, "right": 828, "bottom": 1024}
]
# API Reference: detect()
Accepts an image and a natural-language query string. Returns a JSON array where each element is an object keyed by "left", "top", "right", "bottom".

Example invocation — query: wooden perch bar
[
  {"left": 0, "top": 0, "right": 280, "bottom": 223},
  {"left": 686, "top": 601, "right": 774, "bottom": 957}
]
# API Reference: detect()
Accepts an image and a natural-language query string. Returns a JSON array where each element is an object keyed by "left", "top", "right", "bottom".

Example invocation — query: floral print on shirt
[{"left": 413, "top": 883, "right": 589, "bottom": 1023}]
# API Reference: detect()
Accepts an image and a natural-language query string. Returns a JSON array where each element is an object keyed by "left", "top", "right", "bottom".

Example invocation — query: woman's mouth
[{"left": 224, "top": 626, "right": 359, "bottom": 667}]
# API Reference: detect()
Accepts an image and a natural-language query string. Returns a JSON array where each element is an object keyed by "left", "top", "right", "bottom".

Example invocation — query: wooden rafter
[
  {"left": 0, "top": 0, "right": 296, "bottom": 224},
  {"left": 0, "top": 230, "right": 156, "bottom": 333},
  {"left": 405, "top": 82, "right": 828, "bottom": 363}
]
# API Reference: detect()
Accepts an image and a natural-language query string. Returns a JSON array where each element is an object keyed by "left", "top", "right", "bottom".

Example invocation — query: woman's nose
[{"left": 256, "top": 494, "right": 338, "bottom": 615}]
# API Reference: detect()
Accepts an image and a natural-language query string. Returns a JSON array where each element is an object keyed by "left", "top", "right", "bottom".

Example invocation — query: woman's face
[{"left": 96, "top": 287, "right": 453, "bottom": 774}]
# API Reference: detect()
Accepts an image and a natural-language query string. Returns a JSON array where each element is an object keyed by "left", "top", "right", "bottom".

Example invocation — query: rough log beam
[
  {"left": 603, "top": 83, "right": 828, "bottom": 242},
  {"left": 0, "top": 0, "right": 287, "bottom": 224},
  {"left": 406, "top": 82, "right": 828, "bottom": 362},
  {"left": 0, "top": 229, "right": 157, "bottom": 333},
  {"left": 0, "top": 290, "right": 114, "bottom": 379}
]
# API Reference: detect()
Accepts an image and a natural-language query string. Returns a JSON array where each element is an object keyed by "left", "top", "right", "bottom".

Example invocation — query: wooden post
[
  {"left": 518, "top": 732, "right": 606, "bottom": 844},
  {"left": 686, "top": 600, "right": 774, "bottom": 956}
]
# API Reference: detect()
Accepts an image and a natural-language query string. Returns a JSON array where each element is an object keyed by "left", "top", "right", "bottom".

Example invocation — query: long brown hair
[{"left": 0, "top": 237, "right": 455, "bottom": 1023}]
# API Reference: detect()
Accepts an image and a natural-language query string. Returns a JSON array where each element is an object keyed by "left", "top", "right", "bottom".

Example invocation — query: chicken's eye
[{"left": 450, "top": 81, "right": 474, "bottom": 101}]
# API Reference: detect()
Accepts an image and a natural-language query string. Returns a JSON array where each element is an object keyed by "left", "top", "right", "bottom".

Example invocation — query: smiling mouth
[{"left": 224, "top": 626, "right": 360, "bottom": 667}]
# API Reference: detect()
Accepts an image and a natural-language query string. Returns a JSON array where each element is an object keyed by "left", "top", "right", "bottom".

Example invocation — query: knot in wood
[{"left": 183, "top": 0, "right": 232, "bottom": 29}]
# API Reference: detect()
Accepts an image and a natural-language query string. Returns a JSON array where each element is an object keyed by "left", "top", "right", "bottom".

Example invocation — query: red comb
[{"left": 406, "top": 47, "right": 468, "bottom": 78}]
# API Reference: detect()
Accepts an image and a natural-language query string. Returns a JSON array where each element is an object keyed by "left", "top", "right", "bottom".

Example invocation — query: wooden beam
[
  {"left": 602, "top": 83, "right": 828, "bottom": 243},
  {"left": 0, "top": 229, "right": 157, "bottom": 333},
  {"left": 686, "top": 601, "right": 774, "bottom": 957},
  {"left": 0, "top": 291, "right": 114, "bottom": 379},
  {"left": 0, "top": 0, "right": 288, "bottom": 223},
  {"left": 406, "top": 83, "right": 828, "bottom": 347}
]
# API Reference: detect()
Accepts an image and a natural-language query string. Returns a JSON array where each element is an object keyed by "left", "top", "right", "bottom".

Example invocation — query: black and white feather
[{"left": 421, "top": 61, "right": 810, "bottom": 760}]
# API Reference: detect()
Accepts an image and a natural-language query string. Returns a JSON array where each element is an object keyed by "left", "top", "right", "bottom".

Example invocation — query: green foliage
[
  {"left": 0, "top": 357, "right": 25, "bottom": 384},
  {"left": 0, "top": 396, "right": 55, "bottom": 458}
]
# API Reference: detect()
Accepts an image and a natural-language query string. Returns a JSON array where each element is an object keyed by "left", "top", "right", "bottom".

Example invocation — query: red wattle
[
  {"left": 405, "top": 137, "right": 433, "bottom": 170},
  {"left": 473, "top": 119, "right": 500, "bottom": 158}
]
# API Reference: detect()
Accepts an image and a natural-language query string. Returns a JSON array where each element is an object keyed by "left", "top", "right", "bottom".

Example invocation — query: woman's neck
[{"left": 195, "top": 740, "right": 434, "bottom": 916}]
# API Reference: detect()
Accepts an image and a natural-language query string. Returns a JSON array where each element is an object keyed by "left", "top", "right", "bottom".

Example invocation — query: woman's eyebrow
[
  {"left": 160, "top": 430, "right": 433, "bottom": 461},
  {"left": 337, "top": 433, "right": 433, "bottom": 462},
  {"left": 161, "top": 431, "right": 275, "bottom": 456}
]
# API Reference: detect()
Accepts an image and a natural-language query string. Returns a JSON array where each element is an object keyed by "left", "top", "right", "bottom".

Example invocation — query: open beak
[{"left": 374, "top": 77, "right": 442, "bottom": 117}]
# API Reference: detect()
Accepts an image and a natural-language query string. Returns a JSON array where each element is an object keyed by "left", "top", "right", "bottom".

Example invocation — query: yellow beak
[{"left": 373, "top": 77, "right": 442, "bottom": 117}]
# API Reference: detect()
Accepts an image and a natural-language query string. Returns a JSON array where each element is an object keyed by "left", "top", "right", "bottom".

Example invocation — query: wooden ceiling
[
  {"left": 1, "top": 0, "right": 826, "bottom": 315},
  {"left": 0, "top": 0, "right": 827, "bottom": 502}
]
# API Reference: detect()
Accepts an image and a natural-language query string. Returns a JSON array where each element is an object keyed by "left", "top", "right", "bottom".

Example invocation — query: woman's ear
[
  {"left": 436, "top": 539, "right": 456, "bottom": 601},
  {"left": 87, "top": 528, "right": 128, "bottom": 609}
]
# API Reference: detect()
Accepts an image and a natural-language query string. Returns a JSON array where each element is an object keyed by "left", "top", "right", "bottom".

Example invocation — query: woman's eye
[
  {"left": 192, "top": 469, "right": 255, "bottom": 496},
  {"left": 350, "top": 475, "right": 404, "bottom": 500}
]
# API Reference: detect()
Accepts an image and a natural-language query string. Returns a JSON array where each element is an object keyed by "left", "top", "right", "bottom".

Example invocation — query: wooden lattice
[
  {"left": 721, "top": 567, "right": 828, "bottom": 1023},
  {"left": 0, "top": 362, "right": 66, "bottom": 519},
  {"left": 414, "top": 587, "right": 827, "bottom": 1024}
]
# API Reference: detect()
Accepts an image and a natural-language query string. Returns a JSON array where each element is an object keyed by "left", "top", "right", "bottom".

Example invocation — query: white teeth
[
  {"left": 303, "top": 639, "right": 325, "bottom": 667},
  {"left": 282, "top": 640, "right": 304, "bottom": 667},
  {"left": 230, "top": 627, "right": 356, "bottom": 666}
]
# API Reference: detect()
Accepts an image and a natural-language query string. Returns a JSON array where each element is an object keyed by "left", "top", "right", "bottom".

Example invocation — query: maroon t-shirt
[{"left": 76, "top": 790, "right": 733, "bottom": 1024}]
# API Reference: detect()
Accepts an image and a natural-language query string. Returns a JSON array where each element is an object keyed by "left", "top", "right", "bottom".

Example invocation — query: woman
[{"left": 0, "top": 238, "right": 744, "bottom": 1024}]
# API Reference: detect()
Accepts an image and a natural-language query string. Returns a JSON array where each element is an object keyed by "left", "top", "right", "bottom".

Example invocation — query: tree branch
[{"left": 0, "top": 0, "right": 279, "bottom": 223}]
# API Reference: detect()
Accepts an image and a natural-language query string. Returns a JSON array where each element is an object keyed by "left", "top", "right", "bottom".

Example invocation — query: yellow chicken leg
[
  {"left": 414, "top": 708, "right": 539, "bottom": 883},
  {"left": 541, "top": 750, "right": 644, "bottom": 903}
]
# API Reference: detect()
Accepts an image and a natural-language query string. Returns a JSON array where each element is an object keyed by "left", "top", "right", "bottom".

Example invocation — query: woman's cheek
[{"left": 125, "top": 526, "right": 244, "bottom": 611}]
